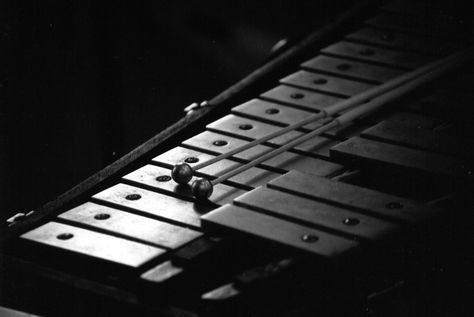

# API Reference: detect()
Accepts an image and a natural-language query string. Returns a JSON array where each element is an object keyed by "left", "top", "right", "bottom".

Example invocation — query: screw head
[
  {"left": 343, "top": 218, "right": 360, "bottom": 226},
  {"left": 184, "top": 157, "right": 199, "bottom": 163},
  {"left": 239, "top": 124, "right": 253, "bottom": 130},
  {"left": 213, "top": 140, "right": 228, "bottom": 146},
  {"left": 359, "top": 48, "right": 376, "bottom": 56},
  {"left": 313, "top": 78, "right": 328, "bottom": 85},
  {"left": 301, "top": 234, "right": 319, "bottom": 243},
  {"left": 156, "top": 175, "right": 172, "bottom": 182},
  {"left": 290, "top": 93, "right": 304, "bottom": 99},
  {"left": 57, "top": 233, "right": 74, "bottom": 240},
  {"left": 337, "top": 63, "right": 352, "bottom": 71},
  {"left": 381, "top": 33, "right": 395, "bottom": 41},
  {"left": 386, "top": 202, "right": 403, "bottom": 209},
  {"left": 265, "top": 108, "right": 279, "bottom": 114},
  {"left": 125, "top": 194, "right": 141, "bottom": 201},
  {"left": 94, "top": 213, "right": 111, "bottom": 220}
]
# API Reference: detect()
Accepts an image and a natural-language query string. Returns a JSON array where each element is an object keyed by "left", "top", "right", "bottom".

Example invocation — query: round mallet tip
[
  {"left": 191, "top": 178, "right": 213, "bottom": 200},
  {"left": 171, "top": 163, "right": 193, "bottom": 185}
]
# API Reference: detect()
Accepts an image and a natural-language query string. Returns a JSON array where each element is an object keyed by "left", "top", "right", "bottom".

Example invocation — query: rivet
[
  {"left": 381, "top": 34, "right": 395, "bottom": 41},
  {"left": 126, "top": 194, "right": 141, "bottom": 201},
  {"left": 94, "top": 213, "right": 110, "bottom": 220},
  {"left": 343, "top": 218, "right": 360, "bottom": 226},
  {"left": 57, "top": 233, "right": 74, "bottom": 240},
  {"left": 359, "top": 48, "right": 375, "bottom": 56},
  {"left": 290, "top": 93, "right": 304, "bottom": 99},
  {"left": 337, "top": 63, "right": 352, "bottom": 71},
  {"left": 313, "top": 78, "right": 328, "bottom": 85},
  {"left": 184, "top": 157, "right": 199, "bottom": 163},
  {"left": 239, "top": 124, "right": 253, "bottom": 130},
  {"left": 156, "top": 175, "right": 172, "bottom": 182},
  {"left": 265, "top": 108, "right": 280, "bottom": 115},
  {"left": 213, "top": 140, "right": 228, "bottom": 146},
  {"left": 301, "top": 234, "right": 319, "bottom": 243},
  {"left": 386, "top": 202, "right": 403, "bottom": 209}
]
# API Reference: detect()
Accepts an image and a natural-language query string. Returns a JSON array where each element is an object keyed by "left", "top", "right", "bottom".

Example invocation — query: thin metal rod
[
  {"left": 211, "top": 120, "right": 339, "bottom": 185},
  {"left": 192, "top": 48, "right": 471, "bottom": 172},
  {"left": 192, "top": 112, "right": 325, "bottom": 170},
  {"left": 210, "top": 47, "right": 472, "bottom": 186},
  {"left": 335, "top": 47, "right": 472, "bottom": 125}
]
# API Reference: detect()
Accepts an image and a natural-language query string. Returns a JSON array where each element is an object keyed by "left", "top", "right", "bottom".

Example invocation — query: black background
[
  {"left": 0, "top": 0, "right": 351, "bottom": 220},
  {"left": 1, "top": 2, "right": 473, "bottom": 316}
]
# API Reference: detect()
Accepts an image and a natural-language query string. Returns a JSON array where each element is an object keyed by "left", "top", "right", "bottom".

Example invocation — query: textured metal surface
[
  {"left": 207, "top": 112, "right": 337, "bottom": 157},
  {"left": 290, "top": 136, "right": 338, "bottom": 158},
  {"left": 408, "top": 89, "right": 474, "bottom": 124},
  {"left": 202, "top": 204, "right": 358, "bottom": 257},
  {"left": 385, "top": 112, "right": 474, "bottom": 141},
  {"left": 59, "top": 202, "right": 202, "bottom": 249},
  {"left": 261, "top": 85, "right": 342, "bottom": 111},
  {"left": 321, "top": 41, "right": 429, "bottom": 69},
  {"left": 155, "top": 146, "right": 240, "bottom": 173},
  {"left": 0, "top": 305, "right": 41, "bottom": 317},
  {"left": 323, "top": 121, "right": 371, "bottom": 139},
  {"left": 21, "top": 222, "right": 165, "bottom": 267},
  {"left": 268, "top": 170, "right": 438, "bottom": 223},
  {"left": 124, "top": 164, "right": 247, "bottom": 204},
  {"left": 207, "top": 114, "right": 303, "bottom": 144},
  {"left": 386, "top": 112, "right": 445, "bottom": 130},
  {"left": 365, "top": 12, "right": 466, "bottom": 39},
  {"left": 380, "top": 0, "right": 442, "bottom": 15},
  {"left": 207, "top": 114, "right": 302, "bottom": 143},
  {"left": 183, "top": 131, "right": 343, "bottom": 176},
  {"left": 201, "top": 283, "right": 240, "bottom": 300},
  {"left": 141, "top": 260, "right": 184, "bottom": 283},
  {"left": 346, "top": 27, "right": 457, "bottom": 56},
  {"left": 302, "top": 55, "right": 403, "bottom": 83},
  {"left": 331, "top": 137, "right": 474, "bottom": 181},
  {"left": 232, "top": 98, "right": 329, "bottom": 130},
  {"left": 93, "top": 183, "right": 212, "bottom": 228},
  {"left": 152, "top": 147, "right": 280, "bottom": 188},
  {"left": 235, "top": 187, "right": 398, "bottom": 240},
  {"left": 280, "top": 70, "right": 374, "bottom": 97},
  {"left": 172, "top": 235, "right": 222, "bottom": 263},
  {"left": 361, "top": 120, "right": 474, "bottom": 159}
]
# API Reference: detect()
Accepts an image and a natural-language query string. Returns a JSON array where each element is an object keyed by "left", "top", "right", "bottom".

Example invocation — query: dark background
[
  {"left": 0, "top": 0, "right": 351, "bottom": 221},
  {"left": 1, "top": 2, "right": 473, "bottom": 316}
]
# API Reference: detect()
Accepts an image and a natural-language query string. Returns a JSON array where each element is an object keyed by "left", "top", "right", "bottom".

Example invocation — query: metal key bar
[
  {"left": 261, "top": 85, "right": 342, "bottom": 111},
  {"left": 346, "top": 27, "right": 459, "bottom": 56},
  {"left": 21, "top": 222, "right": 165, "bottom": 267},
  {"left": 281, "top": 70, "right": 374, "bottom": 97},
  {"left": 183, "top": 131, "right": 343, "bottom": 176},
  {"left": 302, "top": 55, "right": 403, "bottom": 83},
  {"left": 268, "top": 170, "right": 438, "bottom": 224},
  {"left": 235, "top": 187, "right": 399, "bottom": 240},
  {"left": 206, "top": 113, "right": 338, "bottom": 157},
  {"left": 201, "top": 204, "right": 359, "bottom": 258},
  {"left": 321, "top": 41, "right": 429, "bottom": 69},
  {"left": 123, "top": 164, "right": 247, "bottom": 205},
  {"left": 59, "top": 202, "right": 202, "bottom": 249},
  {"left": 361, "top": 120, "right": 474, "bottom": 159},
  {"left": 331, "top": 137, "right": 474, "bottom": 182},
  {"left": 152, "top": 146, "right": 281, "bottom": 188},
  {"left": 93, "top": 183, "right": 212, "bottom": 229}
]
